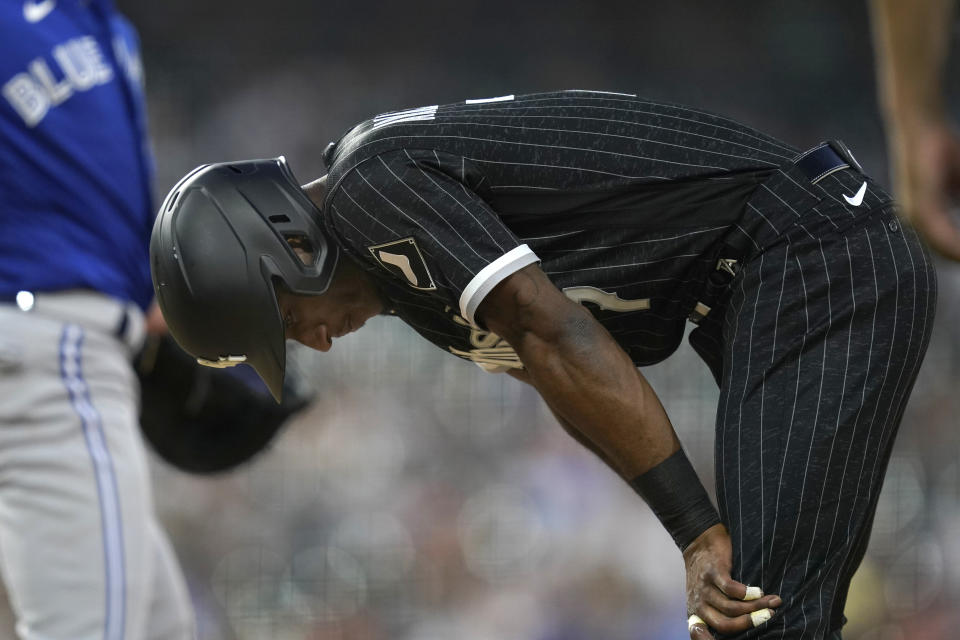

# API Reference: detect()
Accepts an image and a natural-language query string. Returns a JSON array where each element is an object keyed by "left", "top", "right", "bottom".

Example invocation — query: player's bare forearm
[
  {"left": 483, "top": 267, "right": 780, "bottom": 632},
  {"left": 480, "top": 265, "right": 680, "bottom": 478},
  {"left": 507, "top": 369, "right": 617, "bottom": 469},
  {"left": 871, "top": 0, "right": 954, "bottom": 129}
]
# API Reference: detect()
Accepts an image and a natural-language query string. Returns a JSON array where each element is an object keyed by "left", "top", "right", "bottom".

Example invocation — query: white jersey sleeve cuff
[{"left": 459, "top": 244, "right": 540, "bottom": 327}]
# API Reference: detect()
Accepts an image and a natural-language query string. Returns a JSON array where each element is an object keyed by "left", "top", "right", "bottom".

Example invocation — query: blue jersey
[{"left": 0, "top": 0, "right": 154, "bottom": 309}]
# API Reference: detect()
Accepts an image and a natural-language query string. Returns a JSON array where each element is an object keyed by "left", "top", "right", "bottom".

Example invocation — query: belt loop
[
  {"left": 794, "top": 141, "right": 850, "bottom": 184},
  {"left": 827, "top": 139, "right": 864, "bottom": 174},
  {"left": 115, "top": 310, "right": 129, "bottom": 340},
  {"left": 116, "top": 303, "right": 147, "bottom": 353}
]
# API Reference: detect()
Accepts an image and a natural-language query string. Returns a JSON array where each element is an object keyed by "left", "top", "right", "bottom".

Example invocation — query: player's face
[{"left": 277, "top": 259, "right": 384, "bottom": 352}]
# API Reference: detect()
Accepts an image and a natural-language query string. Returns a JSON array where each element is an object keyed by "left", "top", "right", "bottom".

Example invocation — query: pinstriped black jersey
[{"left": 320, "top": 90, "right": 799, "bottom": 370}]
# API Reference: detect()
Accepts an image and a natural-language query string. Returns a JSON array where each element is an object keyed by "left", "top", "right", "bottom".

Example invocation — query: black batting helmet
[{"left": 150, "top": 157, "right": 338, "bottom": 402}]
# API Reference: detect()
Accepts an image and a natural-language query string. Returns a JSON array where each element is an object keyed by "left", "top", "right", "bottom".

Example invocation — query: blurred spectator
[{"left": 870, "top": 0, "right": 960, "bottom": 260}]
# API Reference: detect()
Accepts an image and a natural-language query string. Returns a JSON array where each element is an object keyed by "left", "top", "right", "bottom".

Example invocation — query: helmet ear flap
[
  {"left": 151, "top": 157, "right": 333, "bottom": 403},
  {"left": 237, "top": 157, "right": 339, "bottom": 296}
]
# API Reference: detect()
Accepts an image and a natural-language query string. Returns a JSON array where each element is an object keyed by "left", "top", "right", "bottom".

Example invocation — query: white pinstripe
[
  {"left": 350, "top": 133, "right": 736, "bottom": 171},
  {"left": 385, "top": 284, "right": 437, "bottom": 301},
  {"left": 759, "top": 181, "right": 804, "bottom": 220},
  {"left": 784, "top": 240, "right": 833, "bottom": 640},
  {"left": 443, "top": 98, "right": 798, "bottom": 153},
  {"left": 760, "top": 249, "right": 790, "bottom": 589},
  {"left": 428, "top": 155, "right": 674, "bottom": 181},
  {"left": 733, "top": 224, "right": 763, "bottom": 251},
  {"left": 736, "top": 252, "right": 764, "bottom": 568},
  {"left": 767, "top": 254, "right": 809, "bottom": 573},
  {"left": 521, "top": 230, "right": 582, "bottom": 241},
  {"left": 532, "top": 226, "right": 728, "bottom": 252},
  {"left": 489, "top": 185, "right": 560, "bottom": 190},
  {"left": 431, "top": 149, "right": 471, "bottom": 199},
  {"left": 809, "top": 175, "right": 854, "bottom": 214},
  {"left": 718, "top": 274, "right": 750, "bottom": 553},
  {"left": 863, "top": 227, "right": 911, "bottom": 495},
  {"left": 808, "top": 204, "right": 840, "bottom": 231},
  {"left": 458, "top": 155, "right": 471, "bottom": 196},
  {"left": 842, "top": 228, "right": 891, "bottom": 543},
  {"left": 830, "top": 231, "right": 876, "bottom": 548},
  {"left": 355, "top": 163, "right": 474, "bottom": 273},
  {"left": 377, "top": 155, "right": 493, "bottom": 265},
  {"left": 544, "top": 252, "right": 701, "bottom": 275},
  {"left": 810, "top": 235, "right": 865, "bottom": 640},
  {"left": 329, "top": 203, "right": 374, "bottom": 243},
  {"left": 563, "top": 89, "right": 637, "bottom": 96},
  {"left": 403, "top": 150, "right": 509, "bottom": 253},
  {"left": 362, "top": 118, "right": 792, "bottom": 162},
  {"left": 778, "top": 168, "right": 824, "bottom": 203},
  {"left": 335, "top": 186, "right": 397, "bottom": 237},
  {"left": 801, "top": 239, "right": 855, "bottom": 640},
  {"left": 606, "top": 274, "right": 704, "bottom": 289},
  {"left": 864, "top": 226, "right": 921, "bottom": 493},
  {"left": 867, "top": 232, "right": 932, "bottom": 518},
  {"left": 747, "top": 202, "right": 782, "bottom": 235}
]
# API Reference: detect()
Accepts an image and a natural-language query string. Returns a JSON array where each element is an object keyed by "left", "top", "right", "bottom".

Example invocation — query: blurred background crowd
[{"left": 5, "top": 1, "right": 959, "bottom": 638}]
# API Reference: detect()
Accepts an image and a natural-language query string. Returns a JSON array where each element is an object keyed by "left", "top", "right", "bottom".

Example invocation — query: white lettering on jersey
[
  {"left": 465, "top": 94, "right": 515, "bottom": 104},
  {"left": 564, "top": 89, "right": 637, "bottom": 97},
  {"left": 53, "top": 36, "right": 112, "bottom": 90},
  {"left": 447, "top": 310, "right": 523, "bottom": 372},
  {"left": 371, "top": 105, "right": 438, "bottom": 130},
  {"left": 2, "top": 74, "right": 49, "bottom": 126},
  {"left": 28, "top": 58, "right": 71, "bottom": 104},
  {"left": 3, "top": 37, "right": 114, "bottom": 127},
  {"left": 445, "top": 287, "right": 651, "bottom": 372},
  {"left": 112, "top": 35, "right": 144, "bottom": 88},
  {"left": 562, "top": 286, "right": 650, "bottom": 312}
]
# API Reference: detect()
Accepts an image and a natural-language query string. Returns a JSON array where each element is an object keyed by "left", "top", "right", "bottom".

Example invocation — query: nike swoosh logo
[
  {"left": 843, "top": 181, "right": 867, "bottom": 207},
  {"left": 23, "top": 0, "right": 56, "bottom": 23}
]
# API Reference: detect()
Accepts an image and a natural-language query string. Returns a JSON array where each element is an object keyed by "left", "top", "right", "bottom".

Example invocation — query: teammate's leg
[
  {"left": 78, "top": 325, "right": 194, "bottom": 640},
  {"left": 714, "top": 207, "right": 935, "bottom": 639},
  {"left": 0, "top": 308, "right": 192, "bottom": 640}
]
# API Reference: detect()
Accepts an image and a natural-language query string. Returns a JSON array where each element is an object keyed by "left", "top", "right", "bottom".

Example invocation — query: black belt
[
  {"left": 794, "top": 139, "right": 863, "bottom": 184},
  {"left": 688, "top": 139, "right": 863, "bottom": 324}
]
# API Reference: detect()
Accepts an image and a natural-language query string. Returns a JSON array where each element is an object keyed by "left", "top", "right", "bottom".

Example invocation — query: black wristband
[{"left": 629, "top": 449, "right": 721, "bottom": 551}]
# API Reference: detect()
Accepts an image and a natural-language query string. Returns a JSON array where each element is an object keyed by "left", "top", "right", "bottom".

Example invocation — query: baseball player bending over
[{"left": 152, "top": 91, "right": 935, "bottom": 640}]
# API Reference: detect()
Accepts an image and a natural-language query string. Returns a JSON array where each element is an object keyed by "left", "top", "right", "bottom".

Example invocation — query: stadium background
[{"left": 7, "top": 1, "right": 960, "bottom": 638}]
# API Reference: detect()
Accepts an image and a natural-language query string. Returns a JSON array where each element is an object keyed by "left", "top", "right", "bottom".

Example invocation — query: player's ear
[{"left": 301, "top": 175, "right": 328, "bottom": 209}]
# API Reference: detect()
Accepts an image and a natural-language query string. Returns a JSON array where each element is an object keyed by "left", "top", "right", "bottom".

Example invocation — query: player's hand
[
  {"left": 888, "top": 118, "right": 960, "bottom": 261},
  {"left": 683, "top": 523, "right": 781, "bottom": 639},
  {"left": 146, "top": 300, "right": 168, "bottom": 336}
]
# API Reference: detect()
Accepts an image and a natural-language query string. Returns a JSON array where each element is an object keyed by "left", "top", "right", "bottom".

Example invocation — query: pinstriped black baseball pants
[{"left": 695, "top": 165, "right": 936, "bottom": 639}]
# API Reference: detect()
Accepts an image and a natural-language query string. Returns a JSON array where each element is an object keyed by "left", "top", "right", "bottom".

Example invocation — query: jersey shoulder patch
[{"left": 368, "top": 237, "right": 437, "bottom": 290}]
